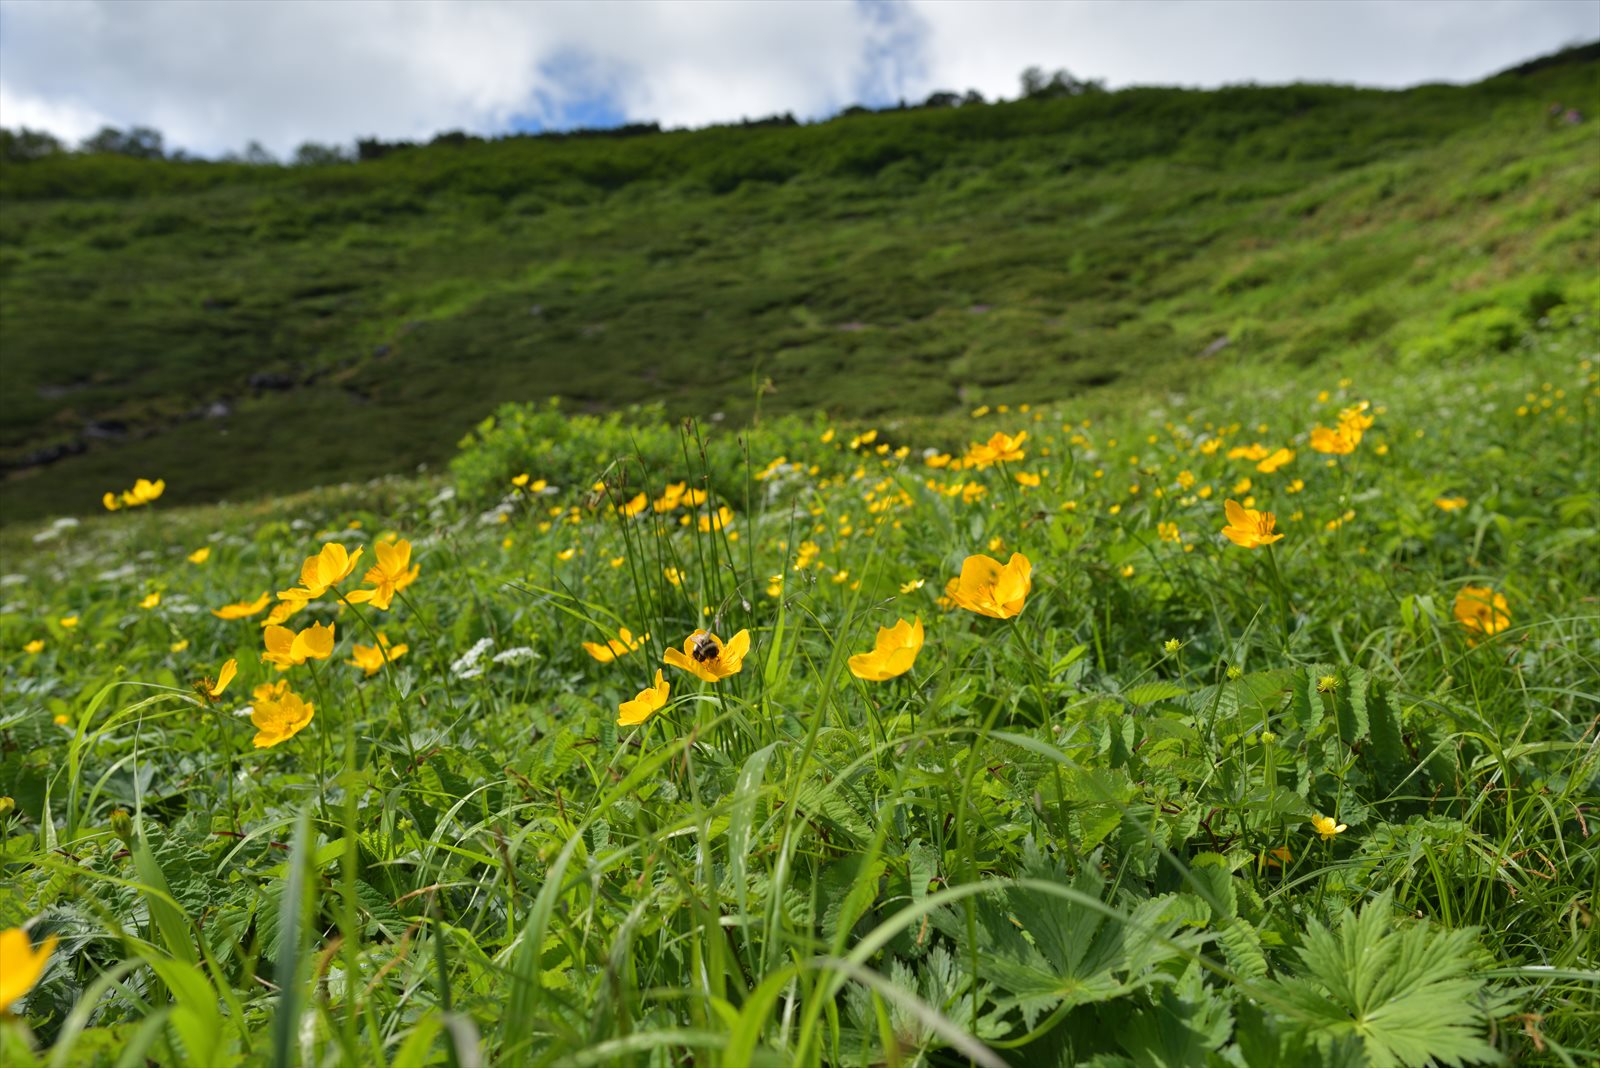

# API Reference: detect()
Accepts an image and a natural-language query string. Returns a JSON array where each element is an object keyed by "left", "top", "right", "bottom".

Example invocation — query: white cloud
[
  {"left": 0, "top": 81, "right": 113, "bottom": 145},
  {"left": 0, "top": 0, "right": 1593, "bottom": 158},
  {"left": 903, "top": 0, "right": 1600, "bottom": 102}
]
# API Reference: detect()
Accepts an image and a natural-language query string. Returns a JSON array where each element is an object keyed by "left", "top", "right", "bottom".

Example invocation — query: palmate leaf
[
  {"left": 930, "top": 848, "right": 1202, "bottom": 1030},
  {"left": 1264, "top": 890, "right": 1497, "bottom": 1067}
]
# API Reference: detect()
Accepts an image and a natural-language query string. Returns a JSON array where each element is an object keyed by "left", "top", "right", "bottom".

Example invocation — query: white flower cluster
[{"left": 451, "top": 636, "right": 496, "bottom": 679}]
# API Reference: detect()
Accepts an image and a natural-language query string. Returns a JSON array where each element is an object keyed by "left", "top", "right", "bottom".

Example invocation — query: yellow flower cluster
[{"left": 101, "top": 477, "right": 165, "bottom": 512}]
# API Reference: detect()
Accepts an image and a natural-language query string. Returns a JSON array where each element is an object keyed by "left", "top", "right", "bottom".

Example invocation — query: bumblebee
[{"left": 689, "top": 632, "right": 720, "bottom": 663}]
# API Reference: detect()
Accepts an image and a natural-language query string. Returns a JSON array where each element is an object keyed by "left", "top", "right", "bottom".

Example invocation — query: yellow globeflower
[
  {"left": 582, "top": 626, "right": 648, "bottom": 664},
  {"left": 664, "top": 629, "right": 750, "bottom": 683},
  {"left": 290, "top": 543, "right": 364, "bottom": 599},
  {"left": 944, "top": 552, "right": 1031, "bottom": 619},
  {"left": 0, "top": 927, "right": 58, "bottom": 1013},
  {"left": 251, "top": 687, "right": 315, "bottom": 748},
  {"left": 1311, "top": 814, "right": 1348, "bottom": 841},
  {"left": 262, "top": 622, "right": 336, "bottom": 669},
  {"left": 848, "top": 617, "right": 924, "bottom": 681},
  {"left": 347, "top": 634, "right": 407, "bottom": 676},
  {"left": 346, "top": 539, "right": 418, "bottom": 611},
  {"left": 1220, "top": 500, "right": 1284, "bottom": 549},
  {"left": 1453, "top": 586, "right": 1510, "bottom": 643},
  {"left": 260, "top": 593, "right": 309, "bottom": 628},
  {"left": 1256, "top": 448, "right": 1294, "bottom": 474},
  {"left": 187, "top": 547, "right": 211, "bottom": 565},
  {"left": 618, "top": 670, "right": 671, "bottom": 726},
  {"left": 1309, "top": 425, "right": 1358, "bottom": 455},
  {"left": 963, "top": 430, "right": 1027, "bottom": 468},
  {"left": 126, "top": 478, "right": 165, "bottom": 506},
  {"left": 213, "top": 592, "right": 272, "bottom": 620},
  {"left": 191, "top": 658, "right": 237, "bottom": 704}
]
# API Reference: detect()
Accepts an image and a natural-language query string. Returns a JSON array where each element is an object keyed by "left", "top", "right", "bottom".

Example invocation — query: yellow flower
[
  {"left": 1163, "top": 638, "right": 1182, "bottom": 654},
  {"left": 138, "top": 592, "right": 161, "bottom": 610},
  {"left": 1311, "top": 814, "right": 1347, "bottom": 841},
  {"left": 346, "top": 539, "right": 418, "bottom": 611},
  {"left": 1221, "top": 500, "right": 1284, "bottom": 549},
  {"left": 347, "top": 634, "right": 407, "bottom": 676},
  {"left": 170, "top": 639, "right": 189, "bottom": 653},
  {"left": 964, "top": 430, "right": 1027, "bottom": 468},
  {"left": 663, "top": 567, "right": 683, "bottom": 587},
  {"left": 821, "top": 427, "right": 836, "bottom": 443},
  {"left": 290, "top": 543, "right": 364, "bottom": 599},
  {"left": 848, "top": 617, "right": 924, "bottom": 681},
  {"left": 1157, "top": 522, "right": 1181, "bottom": 544},
  {"left": 1015, "top": 471, "right": 1042, "bottom": 487},
  {"left": 699, "top": 506, "right": 735, "bottom": 532},
  {"left": 0, "top": 927, "right": 58, "bottom": 1013},
  {"left": 213, "top": 592, "right": 272, "bottom": 620},
  {"left": 194, "top": 658, "right": 238, "bottom": 702},
  {"left": 619, "top": 492, "right": 649, "bottom": 518},
  {"left": 23, "top": 639, "right": 43, "bottom": 655},
  {"left": 1258, "top": 845, "right": 1293, "bottom": 872},
  {"left": 1453, "top": 586, "right": 1510, "bottom": 642},
  {"left": 251, "top": 686, "right": 314, "bottom": 748},
  {"left": 108, "top": 478, "right": 165, "bottom": 508},
  {"left": 944, "top": 552, "right": 1031, "bottom": 619},
  {"left": 187, "top": 546, "right": 211, "bottom": 565},
  {"left": 1433, "top": 496, "right": 1468, "bottom": 512},
  {"left": 663, "top": 629, "right": 750, "bottom": 683},
  {"left": 653, "top": 482, "right": 689, "bottom": 512},
  {"left": 260, "top": 595, "right": 307, "bottom": 628},
  {"left": 53, "top": 714, "right": 70, "bottom": 727},
  {"left": 618, "top": 669, "right": 671, "bottom": 726},
  {"left": 1316, "top": 674, "right": 1339, "bottom": 693},
  {"left": 1256, "top": 448, "right": 1294, "bottom": 474},
  {"left": 899, "top": 578, "right": 925, "bottom": 594},
  {"left": 511, "top": 473, "right": 530, "bottom": 487},
  {"left": 1309, "top": 425, "right": 1357, "bottom": 454},
  {"left": 59, "top": 616, "right": 79, "bottom": 629},
  {"left": 262, "top": 622, "right": 336, "bottom": 669},
  {"left": 582, "top": 626, "right": 648, "bottom": 664},
  {"left": 1227, "top": 443, "right": 1270, "bottom": 461}
]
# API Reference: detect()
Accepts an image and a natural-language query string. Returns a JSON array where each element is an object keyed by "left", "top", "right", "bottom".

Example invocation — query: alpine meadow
[{"left": 1, "top": 39, "right": 1598, "bottom": 1068}]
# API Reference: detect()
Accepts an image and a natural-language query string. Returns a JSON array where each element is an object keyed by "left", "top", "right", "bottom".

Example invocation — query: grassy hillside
[{"left": 1, "top": 52, "right": 1596, "bottom": 522}]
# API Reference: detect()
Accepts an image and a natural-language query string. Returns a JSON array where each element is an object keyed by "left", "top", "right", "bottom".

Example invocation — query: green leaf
[
  {"left": 1259, "top": 890, "right": 1497, "bottom": 1067},
  {"left": 1366, "top": 681, "right": 1408, "bottom": 787},
  {"left": 930, "top": 851, "right": 1201, "bottom": 1030},
  {"left": 1334, "top": 667, "right": 1369, "bottom": 746},
  {"left": 1123, "top": 681, "right": 1189, "bottom": 706}
]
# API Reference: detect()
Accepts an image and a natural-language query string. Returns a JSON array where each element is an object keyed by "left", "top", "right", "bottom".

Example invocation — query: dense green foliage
[
  {"left": 0, "top": 301, "right": 1596, "bottom": 1064},
  {"left": 1, "top": 51, "right": 1596, "bottom": 521}
]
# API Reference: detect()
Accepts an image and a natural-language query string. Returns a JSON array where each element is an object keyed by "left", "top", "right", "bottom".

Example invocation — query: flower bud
[{"left": 110, "top": 808, "right": 135, "bottom": 845}]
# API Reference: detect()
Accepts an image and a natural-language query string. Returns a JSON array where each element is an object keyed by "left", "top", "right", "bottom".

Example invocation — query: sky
[{"left": 1, "top": 0, "right": 1595, "bottom": 158}]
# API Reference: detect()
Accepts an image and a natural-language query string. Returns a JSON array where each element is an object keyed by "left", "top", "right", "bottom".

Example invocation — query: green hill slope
[{"left": 1, "top": 51, "right": 1596, "bottom": 522}]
